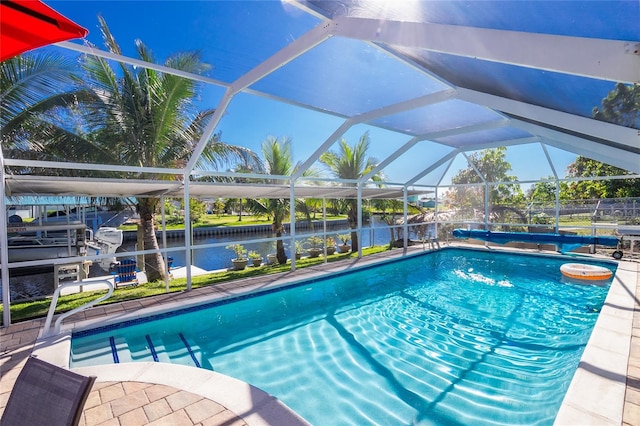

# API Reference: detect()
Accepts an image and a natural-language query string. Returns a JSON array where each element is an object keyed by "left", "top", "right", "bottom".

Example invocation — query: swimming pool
[{"left": 70, "top": 248, "right": 616, "bottom": 425}]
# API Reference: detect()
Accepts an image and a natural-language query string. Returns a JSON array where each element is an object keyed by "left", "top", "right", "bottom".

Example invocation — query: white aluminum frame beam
[
  {"left": 457, "top": 88, "right": 639, "bottom": 151},
  {"left": 293, "top": 89, "right": 456, "bottom": 181},
  {"left": 230, "top": 21, "right": 337, "bottom": 93},
  {"left": 361, "top": 106, "right": 506, "bottom": 185},
  {"left": 355, "top": 89, "right": 456, "bottom": 123},
  {"left": 510, "top": 120, "right": 640, "bottom": 173},
  {"left": 543, "top": 137, "right": 640, "bottom": 174},
  {"left": 185, "top": 90, "right": 234, "bottom": 173},
  {"left": 56, "top": 41, "right": 228, "bottom": 87},
  {"left": 406, "top": 150, "right": 459, "bottom": 187},
  {"left": 187, "top": 20, "right": 338, "bottom": 175},
  {"left": 540, "top": 143, "right": 559, "bottom": 180},
  {"left": 392, "top": 125, "right": 537, "bottom": 187},
  {"left": 438, "top": 136, "right": 540, "bottom": 153},
  {"left": 4, "top": 159, "right": 183, "bottom": 176},
  {"left": 419, "top": 118, "right": 510, "bottom": 142},
  {"left": 362, "top": 137, "right": 420, "bottom": 181},
  {"left": 332, "top": 16, "right": 640, "bottom": 84},
  {"left": 292, "top": 120, "right": 354, "bottom": 180},
  {"left": 435, "top": 154, "right": 456, "bottom": 187}
]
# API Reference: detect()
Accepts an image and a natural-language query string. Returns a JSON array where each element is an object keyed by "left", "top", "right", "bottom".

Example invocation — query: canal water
[
  {"left": 4, "top": 217, "right": 427, "bottom": 302},
  {"left": 157, "top": 217, "right": 400, "bottom": 272}
]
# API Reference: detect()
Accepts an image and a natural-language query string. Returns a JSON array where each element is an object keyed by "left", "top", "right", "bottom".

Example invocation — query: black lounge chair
[{"left": 1, "top": 356, "right": 96, "bottom": 426}]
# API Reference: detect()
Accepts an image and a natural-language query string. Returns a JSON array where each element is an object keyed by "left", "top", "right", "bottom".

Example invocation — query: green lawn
[
  {"left": 1, "top": 245, "right": 388, "bottom": 325},
  {"left": 557, "top": 217, "right": 619, "bottom": 235},
  {"left": 119, "top": 214, "right": 348, "bottom": 231}
]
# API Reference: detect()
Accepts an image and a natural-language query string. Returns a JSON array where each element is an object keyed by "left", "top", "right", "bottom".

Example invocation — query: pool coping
[
  {"left": 554, "top": 257, "right": 637, "bottom": 424},
  {"left": 30, "top": 244, "right": 638, "bottom": 425}
]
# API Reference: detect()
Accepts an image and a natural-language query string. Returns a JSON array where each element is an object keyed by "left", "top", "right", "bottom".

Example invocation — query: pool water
[{"left": 71, "top": 248, "right": 615, "bottom": 425}]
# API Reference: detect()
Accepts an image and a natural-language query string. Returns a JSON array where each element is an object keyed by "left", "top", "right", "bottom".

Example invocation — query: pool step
[
  {"left": 107, "top": 332, "right": 203, "bottom": 368},
  {"left": 107, "top": 334, "right": 154, "bottom": 363}
]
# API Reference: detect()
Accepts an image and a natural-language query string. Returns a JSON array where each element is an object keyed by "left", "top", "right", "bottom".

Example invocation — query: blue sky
[{"left": 45, "top": 0, "right": 619, "bottom": 187}]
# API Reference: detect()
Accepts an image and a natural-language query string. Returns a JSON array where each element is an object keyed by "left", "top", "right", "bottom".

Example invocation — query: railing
[{"left": 42, "top": 280, "right": 114, "bottom": 338}]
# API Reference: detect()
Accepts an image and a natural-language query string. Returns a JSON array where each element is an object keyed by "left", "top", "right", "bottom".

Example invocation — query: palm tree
[
  {"left": 1, "top": 52, "right": 86, "bottom": 159},
  {"left": 76, "top": 17, "right": 260, "bottom": 281},
  {"left": 296, "top": 198, "right": 320, "bottom": 229},
  {"left": 245, "top": 136, "right": 319, "bottom": 264},
  {"left": 244, "top": 137, "right": 295, "bottom": 264},
  {"left": 319, "top": 131, "right": 384, "bottom": 251},
  {"left": 228, "top": 161, "right": 261, "bottom": 222}
]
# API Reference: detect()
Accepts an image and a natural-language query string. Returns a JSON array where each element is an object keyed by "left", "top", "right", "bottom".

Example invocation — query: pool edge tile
[
  {"left": 31, "top": 332, "right": 71, "bottom": 368},
  {"left": 555, "top": 260, "right": 637, "bottom": 426},
  {"left": 554, "top": 401, "right": 619, "bottom": 426}
]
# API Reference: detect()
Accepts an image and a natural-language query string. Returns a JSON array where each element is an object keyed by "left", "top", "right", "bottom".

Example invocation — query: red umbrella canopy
[{"left": 0, "top": 0, "right": 88, "bottom": 61}]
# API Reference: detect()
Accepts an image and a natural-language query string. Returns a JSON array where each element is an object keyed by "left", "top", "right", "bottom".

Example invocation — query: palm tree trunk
[
  {"left": 348, "top": 200, "right": 359, "bottom": 251},
  {"left": 350, "top": 229, "right": 359, "bottom": 252},
  {"left": 380, "top": 213, "right": 397, "bottom": 247},
  {"left": 276, "top": 232, "right": 287, "bottom": 264},
  {"left": 272, "top": 208, "right": 288, "bottom": 264},
  {"left": 138, "top": 200, "right": 168, "bottom": 282},
  {"left": 136, "top": 226, "right": 145, "bottom": 273}
]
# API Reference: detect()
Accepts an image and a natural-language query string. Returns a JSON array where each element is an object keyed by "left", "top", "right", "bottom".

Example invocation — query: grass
[
  {"left": 118, "top": 214, "right": 348, "bottom": 231},
  {"left": 556, "top": 218, "right": 620, "bottom": 236},
  {"left": 1, "top": 245, "right": 389, "bottom": 325}
]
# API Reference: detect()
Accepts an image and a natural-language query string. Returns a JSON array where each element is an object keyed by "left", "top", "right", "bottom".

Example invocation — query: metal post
[
  {"left": 369, "top": 201, "right": 374, "bottom": 249},
  {"left": 357, "top": 183, "right": 363, "bottom": 258},
  {"left": 184, "top": 178, "right": 192, "bottom": 291},
  {"left": 555, "top": 181, "right": 560, "bottom": 232},
  {"left": 403, "top": 186, "right": 409, "bottom": 251},
  {"left": 290, "top": 183, "right": 296, "bottom": 271},
  {"left": 323, "top": 198, "right": 327, "bottom": 263},
  {"left": 1, "top": 150, "right": 11, "bottom": 326},
  {"left": 161, "top": 195, "right": 169, "bottom": 293},
  {"left": 484, "top": 183, "right": 489, "bottom": 230},
  {"left": 434, "top": 187, "right": 439, "bottom": 238}
]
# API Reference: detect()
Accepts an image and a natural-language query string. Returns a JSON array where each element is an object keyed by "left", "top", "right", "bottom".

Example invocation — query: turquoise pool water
[{"left": 71, "top": 248, "right": 616, "bottom": 425}]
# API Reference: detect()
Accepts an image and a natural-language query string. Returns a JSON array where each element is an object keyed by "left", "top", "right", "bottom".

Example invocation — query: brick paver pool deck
[{"left": 1, "top": 245, "right": 639, "bottom": 425}]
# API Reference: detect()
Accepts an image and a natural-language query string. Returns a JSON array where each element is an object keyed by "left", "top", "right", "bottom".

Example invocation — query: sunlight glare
[{"left": 365, "top": 0, "right": 424, "bottom": 23}]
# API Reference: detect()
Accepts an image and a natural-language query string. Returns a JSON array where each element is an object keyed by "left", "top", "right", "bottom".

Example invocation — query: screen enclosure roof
[
  {"left": 3, "top": 174, "right": 424, "bottom": 200},
  {"left": 2, "top": 0, "right": 639, "bottom": 200}
]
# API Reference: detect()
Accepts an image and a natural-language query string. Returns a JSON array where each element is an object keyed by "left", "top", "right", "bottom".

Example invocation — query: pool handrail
[{"left": 43, "top": 280, "right": 114, "bottom": 338}]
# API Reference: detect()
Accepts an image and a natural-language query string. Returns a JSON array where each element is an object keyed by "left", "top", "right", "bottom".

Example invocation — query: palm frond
[
  {"left": 319, "top": 131, "right": 384, "bottom": 189},
  {"left": 1, "top": 52, "right": 80, "bottom": 139}
]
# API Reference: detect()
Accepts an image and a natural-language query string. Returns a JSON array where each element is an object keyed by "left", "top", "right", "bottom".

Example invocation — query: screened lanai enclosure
[{"left": 1, "top": 0, "right": 639, "bottom": 325}]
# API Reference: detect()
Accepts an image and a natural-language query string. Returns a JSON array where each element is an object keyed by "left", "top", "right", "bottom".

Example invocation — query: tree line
[
  {"left": 1, "top": 17, "right": 385, "bottom": 278},
  {"left": 2, "top": 16, "right": 638, "bottom": 280}
]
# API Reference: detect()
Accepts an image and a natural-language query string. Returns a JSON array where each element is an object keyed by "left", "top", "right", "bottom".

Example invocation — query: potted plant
[
  {"left": 266, "top": 252, "right": 278, "bottom": 265},
  {"left": 307, "top": 236, "right": 324, "bottom": 258},
  {"left": 226, "top": 243, "right": 248, "bottom": 270},
  {"left": 337, "top": 233, "right": 351, "bottom": 253},
  {"left": 266, "top": 242, "right": 278, "bottom": 265},
  {"left": 294, "top": 240, "right": 305, "bottom": 259},
  {"left": 325, "top": 237, "right": 337, "bottom": 255},
  {"left": 247, "top": 250, "right": 263, "bottom": 267}
]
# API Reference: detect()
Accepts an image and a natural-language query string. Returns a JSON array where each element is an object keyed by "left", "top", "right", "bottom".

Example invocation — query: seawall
[{"left": 123, "top": 219, "right": 350, "bottom": 242}]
